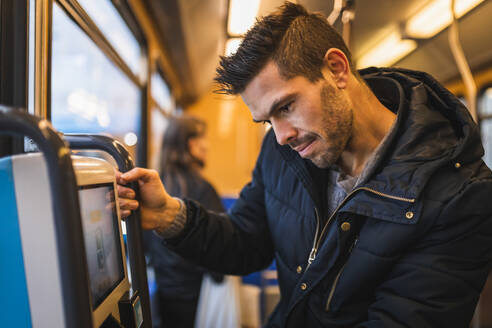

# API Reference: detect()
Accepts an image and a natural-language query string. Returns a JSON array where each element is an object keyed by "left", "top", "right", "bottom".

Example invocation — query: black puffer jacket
[{"left": 168, "top": 68, "right": 492, "bottom": 327}]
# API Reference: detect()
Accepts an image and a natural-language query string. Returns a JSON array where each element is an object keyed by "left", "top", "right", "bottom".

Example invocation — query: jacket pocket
[
  {"left": 325, "top": 236, "right": 358, "bottom": 312},
  {"left": 324, "top": 245, "right": 400, "bottom": 314},
  {"left": 325, "top": 261, "right": 348, "bottom": 311}
]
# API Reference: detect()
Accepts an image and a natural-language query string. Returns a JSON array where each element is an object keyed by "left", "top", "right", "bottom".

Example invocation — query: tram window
[
  {"left": 479, "top": 87, "right": 492, "bottom": 168},
  {"left": 479, "top": 88, "right": 492, "bottom": 116},
  {"left": 77, "top": 0, "right": 141, "bottom": 76},
  {"left": 51, "top": 3, "right": 140, "bottom": 141},
  {"left": 149, "top": 107, "right": 168, "bottom": 170},
  {"left": 151, "top": 71, "right": 173, "bottom": 114}
]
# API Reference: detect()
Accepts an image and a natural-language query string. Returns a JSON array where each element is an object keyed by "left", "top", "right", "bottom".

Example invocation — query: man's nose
[{"left": 272, "top": 119, "right": 297, "bottom": 145}]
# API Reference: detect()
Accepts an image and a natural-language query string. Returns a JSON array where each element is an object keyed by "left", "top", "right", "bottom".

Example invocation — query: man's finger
[
  {"left": 119, "top": 198, "right": 139, "bottom": 211},
  {"left": 120, "top": 167, "right": 159, "bottom": 184},
  {"left": 117, "top": 185, "right": 136, "bottom": 199},
  {"left": 115, "top": 170, "right": 125, "bottom": 184},
  {"left": 120, "top": 209, "right": 131, "bottom": 219}
]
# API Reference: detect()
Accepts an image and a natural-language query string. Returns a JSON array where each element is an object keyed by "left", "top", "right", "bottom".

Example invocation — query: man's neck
[{"left": 338, "top": 81, "right": 396, "bottom": 177}]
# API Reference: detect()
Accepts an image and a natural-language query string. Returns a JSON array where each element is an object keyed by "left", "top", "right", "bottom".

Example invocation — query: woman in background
[{"left": 147, "top": 115, "right": 224, "bottom": 328}]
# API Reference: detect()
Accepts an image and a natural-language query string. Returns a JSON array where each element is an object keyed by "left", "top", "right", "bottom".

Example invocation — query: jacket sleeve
[
  {"left": 164, "top": 138, "right": 274, "bottom": 276},
  {"left": 198, "top": 180, "right": 225, "bottom": 213},
  {"left": 357, "top": 178, "right": 492, "bottom": 328}
]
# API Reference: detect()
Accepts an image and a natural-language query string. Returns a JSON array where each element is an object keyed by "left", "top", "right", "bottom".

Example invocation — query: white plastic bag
[{"left": 194, "top": 275, "right": 241, "bottom": 328}]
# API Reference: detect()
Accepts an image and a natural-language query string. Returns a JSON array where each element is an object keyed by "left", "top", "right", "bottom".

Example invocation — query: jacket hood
[
  {"left": 357, "top": 67, "right": 483, "bottom": 200},
  {"left": 360, "top": 67, "right": 482, "bottom": 161},
  {"left": 272, "top": 67, "right": 484, "bottom": 215}
]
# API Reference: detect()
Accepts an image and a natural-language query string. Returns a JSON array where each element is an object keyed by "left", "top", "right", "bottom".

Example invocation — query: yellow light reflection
[
  {"left": 225, "top": 38, "right": 242, "bottom": 56},
  {"left": 227, "top": 0, "right": 261, "bottom": 36},
  {"left": 406, "top": 0, "right": 484, "bottom": 38},
  {"left": 357, "top": 31, "right": 417, "bottom": 68}
]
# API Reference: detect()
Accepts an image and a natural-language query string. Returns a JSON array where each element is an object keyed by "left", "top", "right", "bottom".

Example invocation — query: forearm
[
  {"left": 163, "top": 199, "right": 274, "bottom": 275},
  {"left": 155, "top": 197, "right": 187, "bottom": 238}
]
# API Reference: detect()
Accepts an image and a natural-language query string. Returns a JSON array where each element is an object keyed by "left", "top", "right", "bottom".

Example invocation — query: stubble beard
[{"left": 309, "top": 83, "right": 353, "bottom": 169}]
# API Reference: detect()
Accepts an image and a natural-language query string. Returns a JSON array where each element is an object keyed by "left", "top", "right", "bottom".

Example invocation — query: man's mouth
[{"left": 292, "top": 138, "right": 315, "bottom": 157}]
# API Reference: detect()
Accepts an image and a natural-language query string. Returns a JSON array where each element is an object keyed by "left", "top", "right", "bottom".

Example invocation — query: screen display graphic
[{"left": 79, "top": 184, "right": 125, "bottom": 309}]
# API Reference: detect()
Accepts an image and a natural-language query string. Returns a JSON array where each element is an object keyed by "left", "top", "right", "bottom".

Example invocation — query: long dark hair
[{"left": 160, "top": 116, "right": 206, "bottom": 195}]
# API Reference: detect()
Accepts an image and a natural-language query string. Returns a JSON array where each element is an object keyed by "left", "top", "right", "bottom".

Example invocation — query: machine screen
[{"left": 78, "top": 183, "right": 125, "bottom": 309}]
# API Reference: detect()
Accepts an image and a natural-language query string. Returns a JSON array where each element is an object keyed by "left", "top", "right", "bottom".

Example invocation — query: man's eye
[{"left": 279, "top": 102, "right": 292, "bottom": 113}]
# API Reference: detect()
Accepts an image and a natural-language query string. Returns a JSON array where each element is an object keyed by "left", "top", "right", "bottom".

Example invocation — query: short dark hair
[{"left": 215, "top": 2, "right": 356, "bottom": 95}]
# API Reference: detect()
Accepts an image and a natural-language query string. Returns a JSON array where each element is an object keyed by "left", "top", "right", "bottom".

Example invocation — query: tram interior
[{"left": 1, "top": 0, "right": 492, "bottom": 327}]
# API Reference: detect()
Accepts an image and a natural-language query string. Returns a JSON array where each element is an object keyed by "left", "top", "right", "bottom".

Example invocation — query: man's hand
[{"left": 115, "top": 168, "right": 181, "bottom": 232}]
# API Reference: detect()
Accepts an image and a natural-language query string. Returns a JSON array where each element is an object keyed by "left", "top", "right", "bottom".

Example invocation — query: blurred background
[{"left": 1, "top": 0, "right": 492, "bottom": 326}]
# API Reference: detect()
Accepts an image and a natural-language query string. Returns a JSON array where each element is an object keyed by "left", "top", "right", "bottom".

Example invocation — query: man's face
[{"left": 241, "top": 61, "right": 353, "bottom": 168}]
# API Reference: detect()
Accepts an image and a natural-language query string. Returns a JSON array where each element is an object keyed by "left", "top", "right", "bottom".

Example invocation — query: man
[{"left": 117, "top": 2, "right": 492, "bottom": 327}]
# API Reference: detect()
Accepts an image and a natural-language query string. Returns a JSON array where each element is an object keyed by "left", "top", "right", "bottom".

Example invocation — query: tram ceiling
[
  {"left": 143, "top": 0, "right": 227, "bottom": 106},
  {"left": 145, "top": 0, "right": 492, "bottom": 106}
]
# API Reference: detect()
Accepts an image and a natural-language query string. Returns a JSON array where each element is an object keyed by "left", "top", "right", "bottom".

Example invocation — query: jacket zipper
[
  {"left": 308, "top": 208, "right": 321, "bottom": 266},
  {"left": 312, "top": 187, "right": 414, "bottom": 311},
  {"left": 325, "top": 237, "right": 358, "bottom": 311},
  {"left": 306, "top": 187, "right": 415, "bottom": 270}
]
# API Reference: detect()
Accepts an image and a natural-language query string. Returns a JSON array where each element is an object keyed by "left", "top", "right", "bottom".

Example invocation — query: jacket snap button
[
  {"left": 455, "top": 162, "right": 461, "bottom": 168},
  {"left": 300, "top": 283, "right": 307, "bottom": 290},
  {"left": 341, "top": 222, "right": 351, "bottom": 231},
  {"left": 297, "top": 266, "right": 302, "bottom": 274},
  {"left": 405, "top": 211, "right": 414, "bottom": 219}
]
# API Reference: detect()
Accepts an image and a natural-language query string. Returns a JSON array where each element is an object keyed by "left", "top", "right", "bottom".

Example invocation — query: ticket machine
[{"left": 0, "top": 107, "right": 150, "bottom": 327}]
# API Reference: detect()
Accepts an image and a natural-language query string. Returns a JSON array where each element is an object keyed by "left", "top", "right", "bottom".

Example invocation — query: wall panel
[{"left": 187, "top": 90, "right": 265, "bottom": 197}]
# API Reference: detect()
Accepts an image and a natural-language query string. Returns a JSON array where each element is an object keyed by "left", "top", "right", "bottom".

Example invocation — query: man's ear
[{"left": 322, "top": 48, "right": 350, "bottom": 89}]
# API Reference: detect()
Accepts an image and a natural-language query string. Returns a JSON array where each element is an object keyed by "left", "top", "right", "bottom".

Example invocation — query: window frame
[
  {"left": 45, "top": 0, "right": 149, "bottom": 166},
  {"left": 56, "top": 0, "right": 145, "bottom": 87},
  {"left": 0, "top": 0, "right": 29, "bottom": 156},
  {"left": 0, "top": 0, "right": 29, "bottom": 108},
  {"left": 151, "top": 62, "right": 174, "bottom": 115}
]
